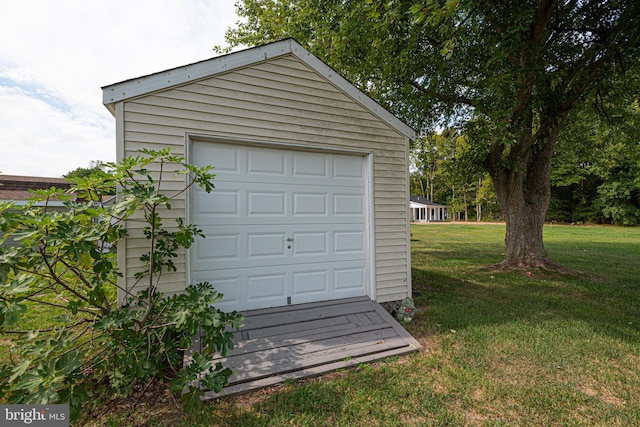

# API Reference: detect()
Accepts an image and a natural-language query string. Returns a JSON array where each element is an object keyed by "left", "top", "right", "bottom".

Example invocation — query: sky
[{"left": 0, "top": 0, "right": 240, "bottom": 177}]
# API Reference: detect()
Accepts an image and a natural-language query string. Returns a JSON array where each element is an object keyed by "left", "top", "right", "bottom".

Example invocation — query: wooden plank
[
  {"left": 220, "top": 327, "right": 400, "bottom": 371},
  {"left": 238, "top": 296, "right": 370, "bottom": 318},
  {"left": 217, "top": 322, "right": 394, "bottom": 360},
  {"left": 227, "top": 335, "right": 411, "bottom": 383},
  {"left": 345, "top": 314, "right": 362, "bottom": 327},
  {"left": 206, "top": 345, "right": 418, "bottom": 399},
  {"left": 354, "top": 312, "right": 373, "bottom": 327},
  {"left": 246, "top": 314, "right": 351, "bottom": 339},
  {"left": 365, "top": 311, "right": 384, "bottom": 325},
  {"left": 239, "top": 300, "right": 375, "bottom": 330}
]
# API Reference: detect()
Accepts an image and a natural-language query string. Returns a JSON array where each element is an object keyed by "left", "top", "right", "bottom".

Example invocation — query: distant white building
[{"left": 409, "top": 196, "right": 448, "bottom": 222}]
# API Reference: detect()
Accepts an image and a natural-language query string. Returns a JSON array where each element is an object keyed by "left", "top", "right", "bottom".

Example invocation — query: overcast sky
[{"left": 0, "top": 0, "right": 240, "bottom": 177}]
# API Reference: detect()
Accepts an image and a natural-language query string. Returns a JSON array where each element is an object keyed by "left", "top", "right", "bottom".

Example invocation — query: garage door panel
[
  {"left": 335, "top": 267, "right": 365, "bottom": 290},
  {"left": 292, "top": 261, "right": 366, "bottom": 305},
  {"left": 194, "top": 185, "right": 364, "bottom": 223},
  {"left": 216, "top": 175, "right": 365, "bottom": 188},
  {"left": 292, "top": 270, "right": 328, "bottom": 296},
  {"left": 195, "top": 216, "right": 364, "bottom": 226},
  {"left": 194, "top": 143, "right": 364, "bottom": 180},
  {"left": 292, "top": 232, "right": 328, "bottom": 256},
  {"left": 193, "top": 188, "right": 239, "bottom": 216},
  {"left": 293, "top": 152, "right": 328, "bottom": 177},
  {"left": 334, "top": 193, "right": 365, "bottom": 216},
  {"left": 194, "top": 143, "right": 241, "bottom": 173},
  {"left": 292, "top": 193, "right": 328, "bottom": 216},
  {"left": 334, "top": 231, "right": 365, "bottom": 254},
  {"left": 333, "top": 155, "right": 364, "bottom": 179},
  {"left": 247, "top": 273, "right": 287, "bottom": 301},
  {"left": 190, "top": 274, "right": 243, "bottom": 308},
  {"left": 247, "top": 191, "right": 286, "bottom": 216},
  {"left": 247, "top": 149, "right": 286, "bottom": 176},
  {"left": 195, "top": 234, "right": 239, "bottom": 262},
  {"left": 193, "top": 224, "right": 366, "bottom": 258},
  {"left": 194, "top": 263, "right": 366, "bottom": 311},
  {"left": 247, "top": 232, "right": 287, "bottom": 258}
]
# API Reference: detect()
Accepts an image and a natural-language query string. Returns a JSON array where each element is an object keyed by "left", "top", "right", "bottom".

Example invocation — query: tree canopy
[
  {"left": 224, "top": 0, "right": 640, "bottom": 270},
  {"left": 64, "top": 161, "right": 115, "bottom": 195},
  {"left": 550, "top": 78, "right": 640, "bottom": 225}
]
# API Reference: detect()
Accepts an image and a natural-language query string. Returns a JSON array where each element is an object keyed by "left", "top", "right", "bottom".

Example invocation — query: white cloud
[
  {"left": 0, "top": 86, "right": 113, "bottom": 176},
  {"left": 0, "top": 0, "right": 239, "bottom": 177}
]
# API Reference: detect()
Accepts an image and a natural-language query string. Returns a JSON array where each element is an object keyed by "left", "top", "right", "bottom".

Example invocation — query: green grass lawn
[{"left": 56, "top": 224, "right": 640, "bottom": 425}]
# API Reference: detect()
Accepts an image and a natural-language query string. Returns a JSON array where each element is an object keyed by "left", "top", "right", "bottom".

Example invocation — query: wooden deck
[{"left": 190, "top": 296, "right": 421, "bottom": 398}]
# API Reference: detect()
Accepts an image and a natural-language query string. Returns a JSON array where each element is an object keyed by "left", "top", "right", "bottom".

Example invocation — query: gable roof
[
  {"left": 102, "top": 38, "right": 415, "bottom": 141},
  {"left": 410, "top": 196, "right": 447, "bottom": 207}
]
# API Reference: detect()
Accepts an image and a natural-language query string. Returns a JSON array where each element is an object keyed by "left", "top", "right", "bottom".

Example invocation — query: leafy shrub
[{"left": 0, "top": 148, "right": 243, "bottom": 418}]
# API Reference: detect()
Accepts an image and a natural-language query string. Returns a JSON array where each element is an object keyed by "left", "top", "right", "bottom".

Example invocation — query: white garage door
[{"left": 190, "top": 141, "right": 369, "bottom": 311}]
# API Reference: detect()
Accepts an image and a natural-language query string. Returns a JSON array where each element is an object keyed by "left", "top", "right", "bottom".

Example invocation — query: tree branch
[
  {"left": 39, "top": 247, "right": 93, "bottom": 307},
  {"left": 3, "top": 318, "right": 92, "bottom": 334},
  {"left": 410, "top": 81, "right": 478, "bottom": 107},
  {"left": 22, "top": 296, "right": 100, "bottom": 315}
]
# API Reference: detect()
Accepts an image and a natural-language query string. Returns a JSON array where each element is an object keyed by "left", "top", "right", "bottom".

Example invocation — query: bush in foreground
[{"left": 0, "top": 148, "right": 243, "bottom": 419}]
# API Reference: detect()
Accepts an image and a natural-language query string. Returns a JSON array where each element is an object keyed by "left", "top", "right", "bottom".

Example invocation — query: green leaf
[
  {"left": 2, "top": 273, "right": 36, "bottom": 295},
  {"left": 179, "top": 386, "right": 205, "bottom": 413},
  {"left": 0, "top": 300, "right": 27, "bottom": 328},
  {"left": 9, "top": 360, "right": 32, "bottom": 383}
]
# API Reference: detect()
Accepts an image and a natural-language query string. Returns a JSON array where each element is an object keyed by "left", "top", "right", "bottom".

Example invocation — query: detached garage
[
  {"left": 102, "top": 38, "right": 415, "bottom": 314},
  {"left": 103, "top": 39, "right": 420, "bottom": 393}
]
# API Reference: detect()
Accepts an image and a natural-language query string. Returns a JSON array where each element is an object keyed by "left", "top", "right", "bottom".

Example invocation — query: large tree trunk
[
  {"left": 489, "top": 129, "right": 567, "bottom": 271},
  {"left": 498, "top": 183, "right": 552, "bottom": 268}
]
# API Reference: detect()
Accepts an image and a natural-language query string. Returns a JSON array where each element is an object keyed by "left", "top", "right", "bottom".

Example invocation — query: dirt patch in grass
[
  {"left": 215, "top": 380, "right": 301, "bottom": 409},
  {"left": 619, "top": 353, "right": 640, "bottom": 379},
  {"left": 570, "top": 377, "right": 628, "bottom": 425},
  {"left": 576, "top": 379, "right": 626, "bottom": 407},
  {"left": 80, "top": 380, "right": 185, "bottom": 426},
  {"left": 490, "top": 358, "right": 548, "bottom": 388},
  {"left": 464, "top": 408, "right": 488, "bottom": 426}
]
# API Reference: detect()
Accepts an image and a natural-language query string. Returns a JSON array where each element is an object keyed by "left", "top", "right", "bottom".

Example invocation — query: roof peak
[{"left": 102, "top": 39, "right": 415, "bottom": 141}]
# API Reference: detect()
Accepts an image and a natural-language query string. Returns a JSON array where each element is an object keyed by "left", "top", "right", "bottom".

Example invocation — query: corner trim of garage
[{"left": 186, "top": 296, "right": 421, "bottom": 399}]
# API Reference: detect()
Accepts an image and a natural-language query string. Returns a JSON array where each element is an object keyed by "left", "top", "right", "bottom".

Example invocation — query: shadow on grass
[
  {"left": 199, "top": 363, "right": 462, "bottom": 427},
  {"left": 409, "top": 268, "right": 640, "bottom": 345}
]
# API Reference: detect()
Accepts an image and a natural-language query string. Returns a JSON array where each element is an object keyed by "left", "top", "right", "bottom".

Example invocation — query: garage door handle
[{"left": 286, "top": 238, "right": 294, "bottom": 242}]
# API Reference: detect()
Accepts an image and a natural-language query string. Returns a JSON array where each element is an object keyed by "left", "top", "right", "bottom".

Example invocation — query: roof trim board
[{"left": 101, "top": 39, "right": 415, "bottom": 141}]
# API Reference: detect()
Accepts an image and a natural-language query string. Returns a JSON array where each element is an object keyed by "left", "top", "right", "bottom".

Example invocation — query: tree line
[
  {"left": 411, "top": 129, "right": 500, "bottom": 222},
  {"left": 413, "top": 91, "right": 640, "bottom": 226}
]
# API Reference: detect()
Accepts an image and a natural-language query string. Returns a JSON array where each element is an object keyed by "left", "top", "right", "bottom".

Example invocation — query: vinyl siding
[{"left": 116, "top": 54, "right": 410, "bottom": 304}]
